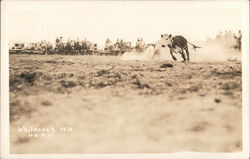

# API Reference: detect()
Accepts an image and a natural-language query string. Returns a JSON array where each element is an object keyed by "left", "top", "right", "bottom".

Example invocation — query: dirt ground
[{"left": 9, "top": 54, "right": 242, "bottom": 153}]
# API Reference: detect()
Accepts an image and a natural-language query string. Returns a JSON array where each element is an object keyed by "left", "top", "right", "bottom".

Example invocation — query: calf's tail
[{"left": 187, "top": 42, "right": 202, "bottom": 51}]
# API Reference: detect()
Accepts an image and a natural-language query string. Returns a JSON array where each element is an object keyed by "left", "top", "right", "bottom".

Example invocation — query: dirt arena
[{"left": 9, "top": 54, "right": 242, "bottom": 153}]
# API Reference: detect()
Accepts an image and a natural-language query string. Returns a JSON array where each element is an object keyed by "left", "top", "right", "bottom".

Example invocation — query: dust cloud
[
  {"left": 121, "top": 46, "right": 172, "bottom": 61},
  {"left": 191, "top": 35, "right": 241, "bottom": 62}
]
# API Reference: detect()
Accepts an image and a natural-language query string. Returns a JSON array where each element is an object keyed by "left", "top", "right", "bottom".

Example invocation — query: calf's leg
[
  {"left": 170, "top": 48, "right": 177, "bottom": 61},
  {"left": 184, "top": 45, "right": 190, "bottom": 62},
  {"left": 181, "top": 48, "right": 186, "bottom": 62}
]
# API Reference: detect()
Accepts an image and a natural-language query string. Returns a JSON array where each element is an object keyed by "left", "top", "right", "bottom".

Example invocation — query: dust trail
[
  {"left": 191, "top": 40, "right": 241, "bottom": 62},
  {"left": 121, "top": 46, "right": 172, "bottom": 61},
  {"left": 121, "top": 46, "right": 156, "bottom": 61}
]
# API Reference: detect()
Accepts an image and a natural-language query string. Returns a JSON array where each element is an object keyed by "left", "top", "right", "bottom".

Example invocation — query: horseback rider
[
  {"left": 56, "top": 37, "right": 60, "bottom": 45},
  {"left": 135, "top": 37, "right": 146, "bottom": 52},
  {"left": 135, "top": 38, "right": 140, "bottom": 49},
  {"left": 105, "top": 38, "right": 112, "bottom": 50}
]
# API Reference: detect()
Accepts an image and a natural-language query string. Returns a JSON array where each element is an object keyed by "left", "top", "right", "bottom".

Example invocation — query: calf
[{"left": 160, "top": 34, "right": 201, "bottom": 62}]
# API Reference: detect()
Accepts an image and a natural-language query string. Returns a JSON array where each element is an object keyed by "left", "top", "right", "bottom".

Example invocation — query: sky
[{"left": 4, "top": 1, "right": 243, "bottom": 46}]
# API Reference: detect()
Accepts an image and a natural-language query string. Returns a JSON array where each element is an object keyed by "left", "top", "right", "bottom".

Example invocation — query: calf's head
[{"left": 160, "top": 34, "right": 173, "bottom": 48}]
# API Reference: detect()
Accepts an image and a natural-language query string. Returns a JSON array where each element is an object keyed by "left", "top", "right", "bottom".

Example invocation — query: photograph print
[{"left": 1, "top": 0, "right": 249, "bottom": 156}]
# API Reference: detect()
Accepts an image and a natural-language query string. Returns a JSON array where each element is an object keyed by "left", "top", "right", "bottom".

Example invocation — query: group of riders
[
  {"left": 13, "top": 37, "right": 98, "bottom": 55},
  {"left": 54, "top": 37, "right": 97, "bottom": 55},
  {"left": 54, "top": 37, "right": 147, "bottom": 55},
  {"left": 104, "top": 38, "right": 132, "bottom": 52},
  {"left": 104, "top": 37, "right": 148, "bottom": 53},
  {"left": 12, "top": 37, "right": 147, "bottom": 55}
]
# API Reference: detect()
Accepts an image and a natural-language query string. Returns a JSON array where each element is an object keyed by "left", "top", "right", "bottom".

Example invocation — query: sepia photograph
[{"left": 1, "top": 0, "right": 249, "bottom": 158}]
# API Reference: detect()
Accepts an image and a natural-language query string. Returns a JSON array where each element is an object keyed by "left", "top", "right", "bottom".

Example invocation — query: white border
[
  {"left": 241, "top": 0, "right": 250, "bottom": 157},
  {"left": 1, "top": 1, "right": 249, "bottom": 159},
  {"left": 1, "top": 1, "right": 10, "bottom": 159}
]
